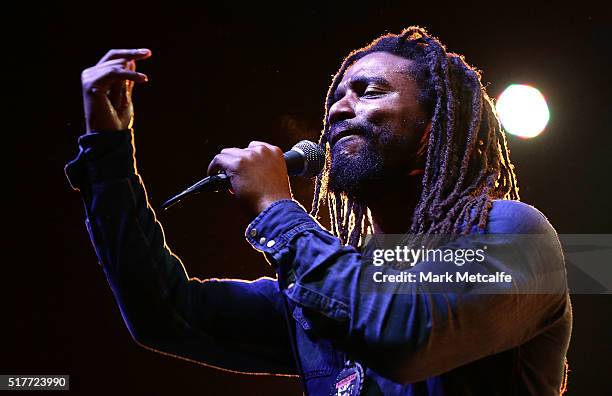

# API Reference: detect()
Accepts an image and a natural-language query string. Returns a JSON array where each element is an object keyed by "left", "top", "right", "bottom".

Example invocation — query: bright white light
[{"left": 496, "top": 84, "right": 550, "bottom": 138}]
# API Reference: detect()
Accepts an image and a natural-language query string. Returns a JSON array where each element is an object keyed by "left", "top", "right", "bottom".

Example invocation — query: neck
[{"left": 364, "top": 171, "right": 423, "bottom": 235}]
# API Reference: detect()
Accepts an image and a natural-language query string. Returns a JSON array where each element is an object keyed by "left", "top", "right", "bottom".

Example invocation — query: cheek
[
  {"left": 381, "top": 100, "right": 424, "bottom": 137},
  {"left": 357, "top": 102, "right": 399, "bottom": 126}
]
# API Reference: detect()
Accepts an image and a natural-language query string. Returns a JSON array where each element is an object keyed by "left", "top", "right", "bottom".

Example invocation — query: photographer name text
[{"left": 373, "top": 271, "right": 512, "bottom": 283}]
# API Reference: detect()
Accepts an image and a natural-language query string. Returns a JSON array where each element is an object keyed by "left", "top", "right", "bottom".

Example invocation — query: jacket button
[
  {"left": 266, "top": 240, "right": 276, "bottom": 248},
  {"left": 249, "top": 228, "right": 257, "bottom": 237},
  {"left": 259, "top": 237, "right": 266, "bottom": 244}
]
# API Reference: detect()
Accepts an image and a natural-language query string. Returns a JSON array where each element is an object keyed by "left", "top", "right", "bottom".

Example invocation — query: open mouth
[{"left": 331, "top": 129, "right": 361, "bottom": 147}]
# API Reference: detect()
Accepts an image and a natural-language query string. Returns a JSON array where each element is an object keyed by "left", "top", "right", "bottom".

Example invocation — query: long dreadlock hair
[{"left": 310, "top": 26, "right": 520, "bottom": 247}]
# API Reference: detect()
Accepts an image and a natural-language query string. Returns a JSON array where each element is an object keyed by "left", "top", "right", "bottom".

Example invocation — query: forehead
[{"left": 337, "top": 51, "right": 415, "bottom": 87}]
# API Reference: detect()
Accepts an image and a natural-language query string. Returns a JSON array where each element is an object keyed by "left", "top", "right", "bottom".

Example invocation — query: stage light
[{"left": 496, "top": 84, "right": 550, "bottom": 138}]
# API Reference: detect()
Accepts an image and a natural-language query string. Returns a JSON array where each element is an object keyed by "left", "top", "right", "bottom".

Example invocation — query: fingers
[
  {"left": 207, "top": 152, "right": 236, "bottom": 176},
  {"left": 207, "top": 148, "right": 256, "bottom": 176},
  {"left": 207, "top": 149, "right": 256, "bottom": 176},
  {"left": 247, "top": 140, "right": 279, "bottom": 150},
  {"left": 97, "top": 48, "right": 152, "bottom": 65},
  {"left": 94, "top": 58, "right": 131, "bottom": 68},
  {"left": 247, "top": 141, "right": 284, "bottom": 158},
  {"left": 220, "top": 147, "right": 244, "bottom": 155},
  {"left": 95, "top": 58, "right": 139, "bottom": 72},
  {"left": 84, "top": 49, "right": 150, "bottom": 97},
  {"left": 83, "top": 66, "right": 148, "bottom": 96},
  {"left": 207, "top": 143, "right": 283, "bottom": 176}
]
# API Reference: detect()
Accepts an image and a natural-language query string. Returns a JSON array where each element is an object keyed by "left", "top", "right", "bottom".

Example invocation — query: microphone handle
[
  {"left": 160, "top": 148, "right": 311, "bottom": 211},
  {"left": 161, "top": 173, "right": 230, "bottom": 210}
]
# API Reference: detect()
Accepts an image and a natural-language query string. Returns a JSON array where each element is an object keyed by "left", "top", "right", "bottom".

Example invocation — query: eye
[{"left": 362, "top": 87, "right": 384, "bottom": 97}]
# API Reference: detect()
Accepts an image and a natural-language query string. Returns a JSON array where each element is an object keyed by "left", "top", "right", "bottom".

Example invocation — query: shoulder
[
  {"left": 487, "top": 199, "right": 558, "bottom": 235},
  {"left": 486, "top": 200, "right": 568, "bottom": 295}
]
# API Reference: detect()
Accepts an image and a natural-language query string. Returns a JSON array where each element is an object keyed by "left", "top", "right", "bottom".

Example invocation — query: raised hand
[{"left": 81, "top": 49, "right": 151, "bottom": 133}]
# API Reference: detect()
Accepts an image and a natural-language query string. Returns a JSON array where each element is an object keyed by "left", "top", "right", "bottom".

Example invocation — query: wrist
[
  {"left": 86, "top": 122, "right": 128, "bottom": 134},
  {"left": 254, "top": 194, "right": 293, "bottom": 216}
]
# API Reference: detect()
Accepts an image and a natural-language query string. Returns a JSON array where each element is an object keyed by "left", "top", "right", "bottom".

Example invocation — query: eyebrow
[{"left": 332, "top": 75, "right": 392, "bottom": 103}]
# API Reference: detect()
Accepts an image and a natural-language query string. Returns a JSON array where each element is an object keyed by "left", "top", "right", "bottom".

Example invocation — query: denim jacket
[{"left": 65, "top": 129, "right": 571, "bottom": 395}]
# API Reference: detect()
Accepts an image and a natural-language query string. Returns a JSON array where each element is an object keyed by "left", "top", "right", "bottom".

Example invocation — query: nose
[{"left": 328, "top": 92, "right": 356, "bottom": 125}]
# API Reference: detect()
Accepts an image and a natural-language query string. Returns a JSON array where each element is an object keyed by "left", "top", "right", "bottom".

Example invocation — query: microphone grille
[{"left": 291, "top": 140, "right": 325, "bottom": 177}]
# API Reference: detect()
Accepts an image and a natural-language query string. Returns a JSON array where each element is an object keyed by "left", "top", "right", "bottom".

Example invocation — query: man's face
[{"left": 327, "top": 51, "right": 428, "bottom": 200}]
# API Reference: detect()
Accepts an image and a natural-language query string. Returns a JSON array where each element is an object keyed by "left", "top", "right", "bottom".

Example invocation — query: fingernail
[{"left": 138, "top": 48, "right": 150, "bottom": 54}]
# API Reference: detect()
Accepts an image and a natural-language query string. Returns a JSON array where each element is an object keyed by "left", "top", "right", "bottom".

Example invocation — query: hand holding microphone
[
  {"left": 162, "top": 140, "right": 324, "bottom": 215},
  {"left": 207, "top": 141, "right": 293, "bottom": 215}
]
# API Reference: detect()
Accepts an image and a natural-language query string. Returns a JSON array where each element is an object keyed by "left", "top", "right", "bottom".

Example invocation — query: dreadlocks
[{"left": 310, "top": 26, "right": 520, "bottom": 247}]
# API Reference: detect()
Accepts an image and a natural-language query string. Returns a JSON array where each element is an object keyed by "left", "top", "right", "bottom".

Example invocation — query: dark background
[{"left": 4, "top": 2, "right": 611, "bottom": 395}]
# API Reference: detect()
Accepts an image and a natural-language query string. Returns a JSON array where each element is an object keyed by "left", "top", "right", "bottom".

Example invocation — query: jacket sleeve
[
  {"left": 65, "top": 129, "right": 297, "bottom": 376},
  {"left": 244, "top": 199, "right": 569, "bottom": 384}
]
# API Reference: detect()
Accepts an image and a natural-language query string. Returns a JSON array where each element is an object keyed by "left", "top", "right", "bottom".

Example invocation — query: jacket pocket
[{"left": 292, "top": 305, "right": 336, "bottom": 379}]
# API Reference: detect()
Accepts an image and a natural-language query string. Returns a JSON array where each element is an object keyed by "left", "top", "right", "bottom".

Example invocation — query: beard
[{"left": 328, "top": 119, "right": 418, "bottom": 202}]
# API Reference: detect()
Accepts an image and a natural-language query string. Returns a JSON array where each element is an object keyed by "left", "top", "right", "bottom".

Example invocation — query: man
[{"left": 66, "top": 27, "right": 571, "bottom": 395}]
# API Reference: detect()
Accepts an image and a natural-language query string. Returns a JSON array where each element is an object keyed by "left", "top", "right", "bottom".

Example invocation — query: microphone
[{"left": 161, "top": 140, "right": 325, "bottom": 210}]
